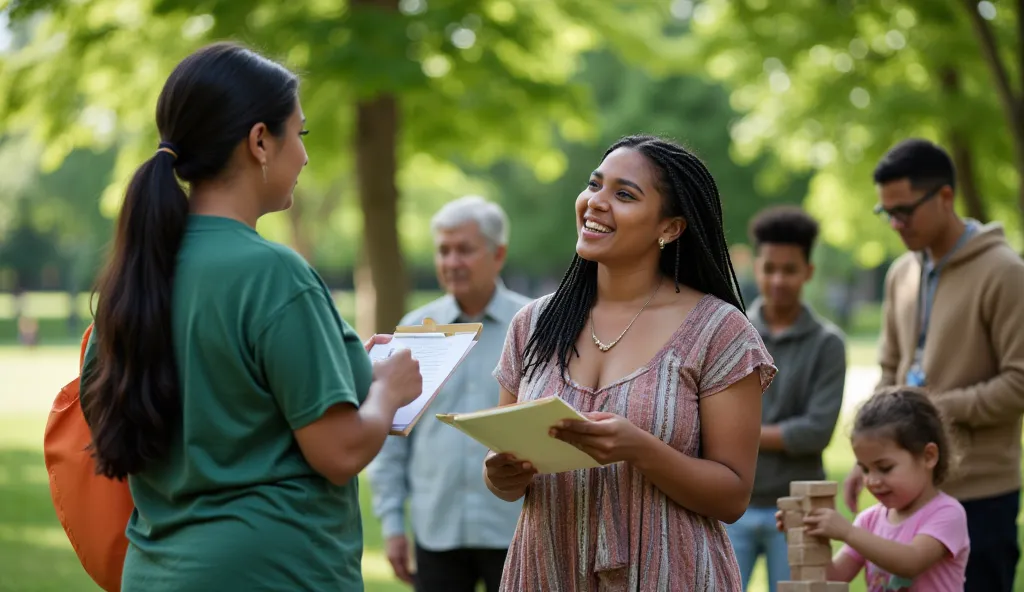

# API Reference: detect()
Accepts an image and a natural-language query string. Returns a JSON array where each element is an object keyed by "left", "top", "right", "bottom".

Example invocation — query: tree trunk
[
  {"left": 938, "top": 67, "right": 988, "bottom": 222},
  {"left": 948, "top": 130, "right": 988, "bottom": 222},
  {"left": 354, "top": 93, "right": 405, "bottom": 336},
  {"left": 354, "top": 249, "right": 376, "bottom": 338},
  {"left": 961, "top": 0, "right": 1024, "bottom": 242}
]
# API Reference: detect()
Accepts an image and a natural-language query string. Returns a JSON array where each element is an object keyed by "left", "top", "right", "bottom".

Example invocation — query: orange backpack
[{"left": 43, "top": 324, "right": 133, "bottom": 592}]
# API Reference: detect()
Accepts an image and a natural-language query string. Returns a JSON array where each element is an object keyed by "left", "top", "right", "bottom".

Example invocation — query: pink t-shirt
[{"left": 839, "top": 492, "right": 969, "bottom": 592}]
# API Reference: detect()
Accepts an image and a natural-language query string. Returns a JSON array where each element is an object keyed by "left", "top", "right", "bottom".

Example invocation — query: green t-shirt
[{"left": 82, "top": 215, "right": 372, "bottom": 591}]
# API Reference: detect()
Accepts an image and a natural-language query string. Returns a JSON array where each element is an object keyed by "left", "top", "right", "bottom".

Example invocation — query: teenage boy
[{"left": 726, "top": 206, "right": 847, "bottom": 592}]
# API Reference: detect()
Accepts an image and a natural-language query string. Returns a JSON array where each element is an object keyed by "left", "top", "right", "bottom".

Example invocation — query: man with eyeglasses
[{"left": 842, "top": 138, "right": 1024, "bottom": 592}]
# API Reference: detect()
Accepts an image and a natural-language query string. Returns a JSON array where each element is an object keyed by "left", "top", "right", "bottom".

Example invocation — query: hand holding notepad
[
  {"left": 367, "top": 318, "right": 482, "bottom": 436},
  {"left": 437, "top": 396, "right": 604, "bottom": 474}
]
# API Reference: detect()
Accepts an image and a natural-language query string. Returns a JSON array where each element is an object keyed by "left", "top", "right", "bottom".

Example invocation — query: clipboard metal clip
[{"left": 393, "top": 317, "right": 483, "bottom": 339}]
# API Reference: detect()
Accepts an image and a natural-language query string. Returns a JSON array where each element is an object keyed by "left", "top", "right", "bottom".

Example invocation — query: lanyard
[{"left": 916, "top": 224, "right": 976, "bottom": 349}]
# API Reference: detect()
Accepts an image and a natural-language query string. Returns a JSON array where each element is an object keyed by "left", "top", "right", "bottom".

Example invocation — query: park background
[{"left": 1, "top": 0, "right": 1023, "bottom": 590}]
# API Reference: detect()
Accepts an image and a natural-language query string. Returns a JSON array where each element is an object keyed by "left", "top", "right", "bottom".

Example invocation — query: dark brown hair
[
  {"left": 748, "top": 205, "right": 820, "bottom": 262},
  {"left": 873, "top": 138, "right": 956, "bottom": 192},
  {"left": 852, "top": 387, "right": 956, "bottom": 485},
  {"left": 83, "top": 42, "right": 299, "bottom": 480}
]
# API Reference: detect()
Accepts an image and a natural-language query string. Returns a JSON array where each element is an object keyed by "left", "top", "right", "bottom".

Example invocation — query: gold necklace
[{"left": 590, "top": 281, "right": 662, "bottom": 352}]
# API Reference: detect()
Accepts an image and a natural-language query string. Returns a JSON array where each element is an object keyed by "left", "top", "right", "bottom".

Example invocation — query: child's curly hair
[{"left": 852, "top": 387, "right": 957, "bottom": 485}]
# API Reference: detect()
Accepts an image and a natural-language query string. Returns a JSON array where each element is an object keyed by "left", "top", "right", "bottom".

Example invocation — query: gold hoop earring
[
  {"left": 658, "top": 237, "right": 666, "bottom": 250},
  {"left": 261, "top": 162, "right": 268, "bottom": 184}
]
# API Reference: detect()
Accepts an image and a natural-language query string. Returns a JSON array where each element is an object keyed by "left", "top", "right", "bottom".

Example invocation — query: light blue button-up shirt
[{"left": 367, "top": 282, "right": 532, "bottom": 551}]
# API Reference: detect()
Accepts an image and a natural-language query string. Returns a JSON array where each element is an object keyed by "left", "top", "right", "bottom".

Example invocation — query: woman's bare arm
[{"left": 630, "top": 372, "right": 762, "bottom": 523}]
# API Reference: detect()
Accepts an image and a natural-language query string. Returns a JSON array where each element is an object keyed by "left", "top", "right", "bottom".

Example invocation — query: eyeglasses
[{"left": 873, "top": 186, "right": 943, "bottom": 224}]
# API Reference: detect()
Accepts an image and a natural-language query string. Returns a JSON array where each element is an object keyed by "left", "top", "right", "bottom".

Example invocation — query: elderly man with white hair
[{"left": 368, "top": 196, "right": 532, "bottom": 592}]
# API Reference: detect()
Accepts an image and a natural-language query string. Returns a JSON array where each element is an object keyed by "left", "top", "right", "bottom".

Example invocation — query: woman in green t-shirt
[{"left": 80, "top": 42, "right": 423, "bottom": 591}]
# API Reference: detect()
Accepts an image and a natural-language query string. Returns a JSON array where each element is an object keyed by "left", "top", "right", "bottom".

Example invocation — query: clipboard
[{"left": 378, "top": 318, "right": 483, "bottom": 436}]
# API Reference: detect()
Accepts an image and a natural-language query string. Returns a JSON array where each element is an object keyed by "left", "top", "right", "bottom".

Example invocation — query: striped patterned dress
[{"left": 492, "top": 293, "right": 777, "bottom": 592}]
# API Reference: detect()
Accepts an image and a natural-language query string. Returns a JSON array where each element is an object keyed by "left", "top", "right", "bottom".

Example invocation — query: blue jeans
[{"left": 725, "top": 506, "right": 790, "bottom": 592}]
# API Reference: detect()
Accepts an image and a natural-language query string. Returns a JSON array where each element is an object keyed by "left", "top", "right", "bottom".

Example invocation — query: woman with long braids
[{"left": 484, "top": 134, "right": 777, "bottom": 590}]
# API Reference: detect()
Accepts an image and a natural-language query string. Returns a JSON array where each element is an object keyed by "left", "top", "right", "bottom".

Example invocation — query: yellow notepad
[{"left": 436, "top": 396, "right": 603, "bottom": 474}]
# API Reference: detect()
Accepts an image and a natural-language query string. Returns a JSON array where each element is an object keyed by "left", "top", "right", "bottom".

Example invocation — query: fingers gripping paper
[
  {"left": 436, "top": 396, "right": 603, "bottom": 474},
  {"left": 367, "top": 319, "right": 481, "bottom": 435}
]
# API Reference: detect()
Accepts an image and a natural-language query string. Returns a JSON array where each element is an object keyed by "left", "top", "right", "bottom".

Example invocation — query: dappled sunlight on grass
[
  {"left": 0, "top": 455, "right": 48, "bottom": 486},
  {"left": 0, "top": 524, "right": 76, "bottom": 549},
  {"left": 3, "top": 345, "right": 1023, "bottom": 591},
  {"left": 0, "top": 344, "right": 417, "bottom": 591},
  {"left": 0, "top": 348, "right": 80, "bottom": 413},
  {"left": 0, "top": 539, "right": 102, "bottom": 592},
  {"left": 0, "top": 438, "right": 102, "bottom": 591},
  {"left": 363, "top": 550, "right": 409, "bottom": 590},
  {"left": 0, "top": 413, "right": 48, "bottom": 448}
]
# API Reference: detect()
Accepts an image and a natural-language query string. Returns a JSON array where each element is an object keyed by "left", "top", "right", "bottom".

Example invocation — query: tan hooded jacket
[{"left": 878, "top": 222, "right": 1024, "bottom": 501}]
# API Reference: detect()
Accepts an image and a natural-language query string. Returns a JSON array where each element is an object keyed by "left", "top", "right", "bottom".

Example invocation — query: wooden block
[
  {"left": 777, "top": 496, "right": 803, "bottom": 511},
  {"left": 787, "top": 527, "right": 828, "bottom": 546},
  {"left": 787, "top": 542, "right": 831, "bottom": 566},
  {"left": 791, "top": 565, "right": 827, "bottom": 581},
  {"left": 782, "top": 510, "right": 804, "bottom": 530},
  {"left": 801, "top": 494, "right": 836, "bottom": 513},
  {"left": 779, "top": 583, "right": 848, "bottom": 592},
  {"left": 790, "top": 481, "right": 838, "bottom": 497},
  {"left": 778, "top": 582, "right": 827, "bottom": 592}
]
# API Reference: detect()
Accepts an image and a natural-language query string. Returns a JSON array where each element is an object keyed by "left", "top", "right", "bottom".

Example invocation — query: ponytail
[
  {"left": 80, "top": 41, "right": 300, "bottom": 480},
  {"left": 83, "top": 148, "right": 188, "bottom": 480}
]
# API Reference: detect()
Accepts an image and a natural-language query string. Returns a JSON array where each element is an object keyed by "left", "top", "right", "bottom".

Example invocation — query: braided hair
[{"left": 520, "top": 134, "right": 745, "bottom": 382}]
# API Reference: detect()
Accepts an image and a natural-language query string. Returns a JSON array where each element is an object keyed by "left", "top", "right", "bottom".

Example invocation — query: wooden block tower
[{"left": 776, "top": 480, "right": 849, "bottom": 592}]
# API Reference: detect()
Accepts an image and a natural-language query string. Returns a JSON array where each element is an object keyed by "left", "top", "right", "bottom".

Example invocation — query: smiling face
[
  {"left": 853, "top": 431, "right": 938, "bottom": 512},
  {"left": 575, "top": 147, "right": 685, "bottom": 265}
]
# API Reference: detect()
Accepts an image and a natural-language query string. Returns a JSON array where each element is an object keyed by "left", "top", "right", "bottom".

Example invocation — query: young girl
[{"left": 778, "top": 387, "right": 969, "bottom": 591}]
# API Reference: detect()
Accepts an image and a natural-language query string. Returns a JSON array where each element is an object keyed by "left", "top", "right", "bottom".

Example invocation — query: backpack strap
[{"left": 80, "top": 323, "right": 94, "bottom": 372}]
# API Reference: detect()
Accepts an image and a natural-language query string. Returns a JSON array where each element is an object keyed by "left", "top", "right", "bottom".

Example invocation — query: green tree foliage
[
  {"left": 0, "top": 134, "right": 116, "bottom": 294},
  {"left": 685, "top": 0, "right": 1023, "bottom": 266},
  {"left": 489, "top": 48, "right": 809, "bottom": 276},
  {"left": 1, "top": 0, "right": 680, "bottom": 333}
]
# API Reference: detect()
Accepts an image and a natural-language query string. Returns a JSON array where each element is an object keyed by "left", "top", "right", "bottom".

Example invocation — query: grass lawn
[
  {"left": 0, "top": 411, "right": 408, "bottom": 592},
  {"left": 0, "top": 291, "right": 445, "bottom": 347},
  {"left": 1, "top": 291, "right": 879, "bottom": 353},
  {"left": 0, "top": 346, "right": 411, "bottom": 592},
  {"left": 1, "top": 345, "right": 1020, "bottom": 591}
]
